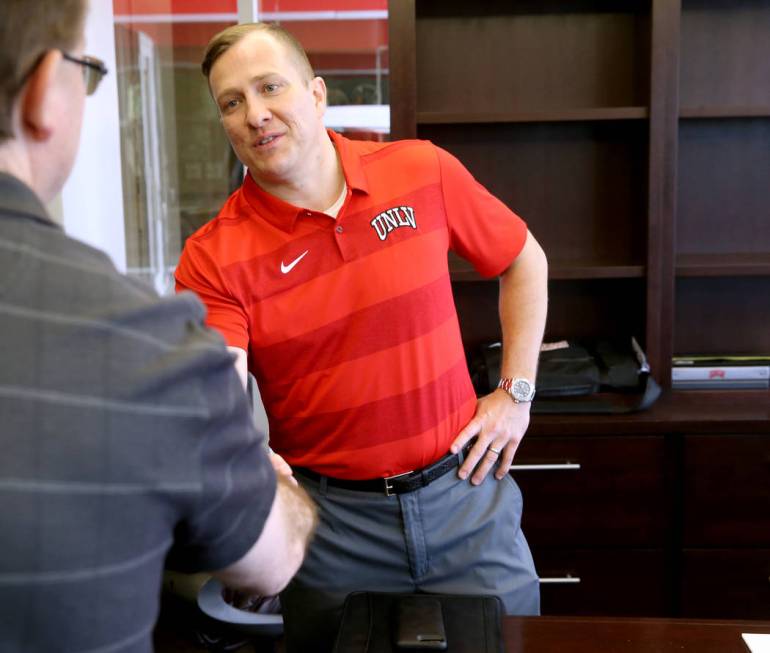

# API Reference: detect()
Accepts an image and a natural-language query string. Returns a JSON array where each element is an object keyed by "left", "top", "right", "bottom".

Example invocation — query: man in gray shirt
[{"left": 0, "top": 1, "right": 317, "bottom": 651}]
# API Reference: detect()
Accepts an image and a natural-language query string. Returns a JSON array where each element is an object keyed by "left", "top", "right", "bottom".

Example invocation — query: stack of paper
[
  {"left": 742, "top": 633, "right": 770, "bottom": 653},
  {"left": 672, "top": 355, "right": 770, "bottom": 390}
]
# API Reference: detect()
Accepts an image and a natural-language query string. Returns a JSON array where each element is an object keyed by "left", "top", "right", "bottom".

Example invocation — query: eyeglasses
[{"left": 61, "top": 52, "right": 108, "bottom": 96}]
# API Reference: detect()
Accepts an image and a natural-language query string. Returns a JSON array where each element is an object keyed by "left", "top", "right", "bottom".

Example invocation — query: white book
[{"left": 672, "top": 365, "right": 770, "bottom": 382}]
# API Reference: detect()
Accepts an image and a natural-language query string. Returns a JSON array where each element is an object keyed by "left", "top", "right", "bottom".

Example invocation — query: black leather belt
[{"left": 294, "top": 445, "right": 469, "bottom": 497}]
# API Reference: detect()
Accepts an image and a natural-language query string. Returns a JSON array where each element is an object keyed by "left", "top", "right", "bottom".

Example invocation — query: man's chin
[{"left": 247, "top": 164, "right": 292, "bottom": 188}]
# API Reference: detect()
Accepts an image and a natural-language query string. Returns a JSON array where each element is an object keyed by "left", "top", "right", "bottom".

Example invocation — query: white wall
[{"left": 61, "top": 0, "right": 126, "bottom": 272}]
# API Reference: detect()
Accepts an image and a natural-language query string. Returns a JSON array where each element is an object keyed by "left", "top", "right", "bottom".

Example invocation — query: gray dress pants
[{"left": 280, "top": 462, "right": 540, "bottom": 652}]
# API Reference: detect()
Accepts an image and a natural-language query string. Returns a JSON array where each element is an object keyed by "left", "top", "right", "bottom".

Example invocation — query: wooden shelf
[
  {"left": 418, "top": 107, "right": 649, "bottom": 125},
  {"left": 529, "top": 389, "right": 770, "bottom": 437},
  {"left": 676, "top": 253, "right": 770, "bottom": 277},
  {"left": 549, "top": 263, "right": 645, "bottom": 280},
  {"left": 679, "top": 107, "right": 770, "bottom": 119},
  {"left": 450, "top": 256, "right": 644, "bottom": 282}
]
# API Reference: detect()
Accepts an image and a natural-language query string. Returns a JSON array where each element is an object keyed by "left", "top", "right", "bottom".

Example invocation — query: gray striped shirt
[{"left": 0, "top": 174, "right": 276, "bottom": 652}]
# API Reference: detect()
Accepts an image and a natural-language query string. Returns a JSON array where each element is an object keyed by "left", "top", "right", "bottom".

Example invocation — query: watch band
[
  {"left": 498, "top": 377, "right": 514, "bottom": 392},
  {"left": 498, "top": 377, "right": 536, "bottom": 403}
]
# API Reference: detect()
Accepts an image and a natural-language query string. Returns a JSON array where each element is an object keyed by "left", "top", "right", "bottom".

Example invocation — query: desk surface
[
  {"left": 503, "top": 616, "right": 770, "bottom": 653},
  {"left": 155, "top": 609, "right": 770, "bottom": 652}
]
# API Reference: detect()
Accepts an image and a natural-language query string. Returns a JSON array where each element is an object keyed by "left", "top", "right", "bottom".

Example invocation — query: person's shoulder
[
  {"left": 44, "top": 221, "right": 208, "bottom": 325},
  {"left": 353, "top": 136, "right": 437, "bottom": 159},
  {"left": 15, "top": 218, "right": 159, "bottom": 306},
  {"left": 7, "top": 218, "right": 220, "bottom": 377},
  {"left": 349, "top": 137, "right": 443, "bottom": 179}
]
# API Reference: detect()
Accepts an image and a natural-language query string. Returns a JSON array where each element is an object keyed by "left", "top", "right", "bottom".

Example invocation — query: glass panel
[
  {"left": 113, "top": 1, "right": 389, "bottom": 295},
  {"left": 263, "top": 0, "right": 390, "bottom": 141}
]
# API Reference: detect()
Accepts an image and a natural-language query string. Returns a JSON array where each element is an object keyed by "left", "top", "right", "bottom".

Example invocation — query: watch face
[{"left": 512, "top": 378, "right": 534, "bottom": 401}]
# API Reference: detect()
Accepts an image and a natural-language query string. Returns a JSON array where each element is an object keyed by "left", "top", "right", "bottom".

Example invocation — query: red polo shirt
[{"left": 175, "top": 131, "right": 528, "bottom": 479}]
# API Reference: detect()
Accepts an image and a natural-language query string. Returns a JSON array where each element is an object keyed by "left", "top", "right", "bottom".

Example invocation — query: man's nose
[{"left": 245, "top": 96, "right": 271, "bottom": 127}]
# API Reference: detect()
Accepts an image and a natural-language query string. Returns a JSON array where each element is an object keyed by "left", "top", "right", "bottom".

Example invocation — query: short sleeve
[
  {"left": 175, "top": 239, "right": 250, "bottom": 351},
  {"left": 436, "top": 146, "right": 529, "bottom": 278}
]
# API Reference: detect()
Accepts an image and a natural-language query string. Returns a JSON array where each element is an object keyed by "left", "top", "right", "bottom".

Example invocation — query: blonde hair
[{"left": 202, "top": 23, "right": 314, "bottom": 83}]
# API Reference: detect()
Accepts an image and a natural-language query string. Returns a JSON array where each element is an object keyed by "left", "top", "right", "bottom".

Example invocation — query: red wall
[{"left": 113, "top": 0, "right": 386, "bottom": 15}]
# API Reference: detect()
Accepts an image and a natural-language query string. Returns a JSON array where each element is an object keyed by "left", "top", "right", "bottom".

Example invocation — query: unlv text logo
[{"left": 370, "top": 206, "right": 417, "bottom": 241}]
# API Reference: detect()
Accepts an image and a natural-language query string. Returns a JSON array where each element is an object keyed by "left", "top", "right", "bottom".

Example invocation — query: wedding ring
[{"left": 488, "top": 446, "right": 502, "bottom": 455}]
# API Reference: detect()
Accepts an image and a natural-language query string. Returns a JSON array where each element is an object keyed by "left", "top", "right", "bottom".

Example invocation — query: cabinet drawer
[
  {"left": 512, "top": 436, "right": 666, "bottom": 547},
  {"left": 535, "top": 548, "right": 667, "bottom": 617},
  {"left": 683, "top": 435, "right": 770, "bottom": 546},
  {"left": 680, "top": 549, "right": 770, "bottom": 620}
]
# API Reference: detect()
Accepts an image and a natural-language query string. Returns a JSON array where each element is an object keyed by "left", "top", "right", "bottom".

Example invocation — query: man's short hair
[
  {"left": 202, "top": 22, "right": 315, "bottom": 85},
  {"left": 0, "top": 0, "right": 86, "bottom": 140}
]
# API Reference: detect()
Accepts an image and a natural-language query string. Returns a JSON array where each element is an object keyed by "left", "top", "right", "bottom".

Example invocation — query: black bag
[
  {"left": 332, "top": 592, "right": 504, "bottom": 653},
  {"left": 469, "top": 337, "right": 661, "bottom": 414}
]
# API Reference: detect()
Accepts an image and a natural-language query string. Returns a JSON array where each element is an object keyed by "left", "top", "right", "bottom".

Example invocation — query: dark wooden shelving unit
[
  {"left": 389, "top": 0, "right": 770, "bottom": 622},
  {"left": 675, "top": 0, "right": 770, "bottom": 366},
  {"left": 390, "top": 0, "right": 770, "bottom": 388}
]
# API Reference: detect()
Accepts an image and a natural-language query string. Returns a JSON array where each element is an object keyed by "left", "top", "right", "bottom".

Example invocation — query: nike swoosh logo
[{"left": 280, "top": 250, "right": 309, "bottom": 274}]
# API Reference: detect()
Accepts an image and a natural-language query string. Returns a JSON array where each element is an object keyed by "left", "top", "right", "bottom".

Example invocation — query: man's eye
[
  {"left": 263, "top": 83, "right": 280, "bottom": 94},
  {"left": 222, "top": 99, "right": 239, "bottom": 111}
]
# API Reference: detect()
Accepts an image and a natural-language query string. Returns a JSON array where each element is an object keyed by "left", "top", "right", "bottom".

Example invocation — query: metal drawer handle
[
  {"left": 539, "top": 576, "right": 582, "bottom": 584},
  {"left": 510, "top": 463, "right": 581, "bottom": 471}
]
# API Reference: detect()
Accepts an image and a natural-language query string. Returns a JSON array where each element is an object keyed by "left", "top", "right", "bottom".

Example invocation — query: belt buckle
[{"left": 383, "top": 470, "right": 413, "bottom": 497}]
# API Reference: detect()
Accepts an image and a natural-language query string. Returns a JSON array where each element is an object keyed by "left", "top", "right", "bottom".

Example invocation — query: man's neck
[
  {"left": 253, "top": 131, "right": 344, "bottom": 211},
  {"left": 0, "top": 142, "right": 34, "bottom": 192},
  {"left": 0, "top": 146, "right": 62, "bottom": 223}
]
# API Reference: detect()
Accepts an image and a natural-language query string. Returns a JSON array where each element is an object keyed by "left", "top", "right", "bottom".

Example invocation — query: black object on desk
[{"left": 333, "top": 592, "right": 503, "bottom": 653}]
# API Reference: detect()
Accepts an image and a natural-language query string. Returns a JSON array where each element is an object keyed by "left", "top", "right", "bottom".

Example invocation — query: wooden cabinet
[
  {"left": 512, "top": 436, "right": 670, "bottom": 616},
  {"left": 517, "top": 401, "right": 770, "bottom": 619},
  {"left": 683, "top": 435, "right": 770, "bottom": 547},
  {"left": 389, "top": 0, "right": 770, "bottom": 621},
  {"left": 535, "top": 549, "right": 669, "bottom": 617},
  {"left": 509, "top": 424, "right": 770, "bottom": 619},
  {"left": 680, "top": 550, "right": 770, "bottom": 620},
  {"left": 679, "top": 435, "right": 770, "bottom": 619},
  {"left": 513, "top": 436, "right": 666, "bottom": 548}
]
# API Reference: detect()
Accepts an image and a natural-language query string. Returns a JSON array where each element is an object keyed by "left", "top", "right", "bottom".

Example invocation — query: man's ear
[
  {"left": 311, "top": 76, "right": 327, "bottom": 115},
  {"left": 20, "top": 50, "right": 63, "bottom": 142}
]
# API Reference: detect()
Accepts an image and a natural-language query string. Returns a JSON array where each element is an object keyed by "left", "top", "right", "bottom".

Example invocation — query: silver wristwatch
[{"left": 498, "top": 377, "right": 536, "bottom": 403}]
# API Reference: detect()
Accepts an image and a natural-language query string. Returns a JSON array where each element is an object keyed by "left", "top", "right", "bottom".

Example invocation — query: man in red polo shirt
[{"left": 176, "top": 22, "right": 548, "bottom": 652}]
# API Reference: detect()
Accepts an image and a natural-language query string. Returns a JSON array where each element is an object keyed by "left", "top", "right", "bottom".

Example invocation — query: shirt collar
[
  {"left": 241, "top": 129, "right": 370, "bottom": 233},
  {"left": 0, "top": 172, "right": 59, "bottom": 230}
]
